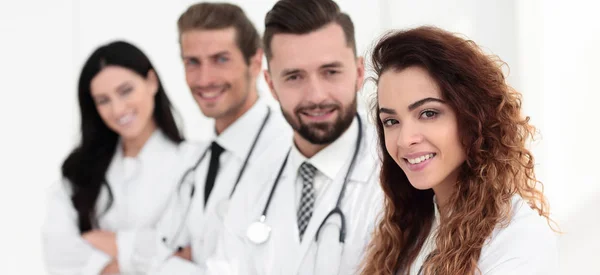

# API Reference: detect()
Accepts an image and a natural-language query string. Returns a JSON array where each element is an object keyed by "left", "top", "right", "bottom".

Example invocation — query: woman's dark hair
[{"left": 62, "top": 41, "right": 183, "bottom": 233}]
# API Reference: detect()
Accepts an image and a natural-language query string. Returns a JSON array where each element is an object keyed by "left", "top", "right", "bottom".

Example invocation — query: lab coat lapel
[
  {"left": 291, "top": 159, "right": 349, "bottom": 274},
  {"left": 267, "top": 168, "right": 302, "bottom": 273}
]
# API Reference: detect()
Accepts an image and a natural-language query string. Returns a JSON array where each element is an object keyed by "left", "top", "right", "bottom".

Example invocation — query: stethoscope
[
  {"left": 162, "top": 107, "right": 271, "bottom": 249},
  {"left": 246, "top": 114, "right": 362, "bottom": 245}
]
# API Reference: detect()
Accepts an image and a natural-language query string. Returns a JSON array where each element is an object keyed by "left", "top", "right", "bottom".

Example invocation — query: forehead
[
  {"left": 378, "top": 67, "right": 442, "bottom": 107},
  {"left": 180, "top": 27, "right": 240, "bottom": 57},
  {"left": 90, "top": 66, "right": 140, "bottom": 94},
  {"left": 268, "top": 23, "right": 354, "bottom": 72}
]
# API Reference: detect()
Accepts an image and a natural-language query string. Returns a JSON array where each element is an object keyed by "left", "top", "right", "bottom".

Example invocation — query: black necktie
[{"left": 204, "top": 141, "right": 224, "bottom": 206}]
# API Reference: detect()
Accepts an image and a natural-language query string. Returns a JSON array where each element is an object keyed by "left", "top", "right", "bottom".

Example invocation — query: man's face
[{"left": 265, "top": 23, "right": 364, "bottom": 144}]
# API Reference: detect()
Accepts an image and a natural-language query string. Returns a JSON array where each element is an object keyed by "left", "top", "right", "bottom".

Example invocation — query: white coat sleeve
[
  {"left": 149, "top": 218, "right": 247, "bottom": 275},
  {"left": 41, "top": 180, "right": 112, "bottom": 275},
  {"left": 148, "top": 183, "right": 254, "bottom": 275},
  {"left": 117, "top": 173, "right": 195, "bottom": 274}
]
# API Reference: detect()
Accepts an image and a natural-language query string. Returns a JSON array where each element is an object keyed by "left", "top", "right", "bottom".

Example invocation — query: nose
[
  {"left": 396, "top": 121, "right": 424, "bottom": 149},
  {"left": 190, "top": 63, "right": 217, "bottom": 88},
  {"left": 304, "top": 76, "right": 328, "bottom": 104},
  {"left": 110, "top": 98, "right": 127, "bottom": 117}
]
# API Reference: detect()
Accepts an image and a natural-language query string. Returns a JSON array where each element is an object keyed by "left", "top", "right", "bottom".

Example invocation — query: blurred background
[{"left": 0, "top": 0, "right": 598, "bottom": 273}]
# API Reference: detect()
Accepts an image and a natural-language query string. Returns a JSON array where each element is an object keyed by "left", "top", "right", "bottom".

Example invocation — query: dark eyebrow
[
  {"left": 209, "top": 50, "right": 230, "bottom": 59},
  {"left": 408, "top": 97, "right": 445, "bottom": 111},
  {"left": 280, "top": 68, "right": 302, "bottom": 78},
  {"left": 116, "top": 81, "right": 132, "bottom": 91},
  {"left": 320, "top": 61, "right": 343, "bottom": 70},
  {"left": 378, "top": 107, "right": 396, "bottom": 115}
]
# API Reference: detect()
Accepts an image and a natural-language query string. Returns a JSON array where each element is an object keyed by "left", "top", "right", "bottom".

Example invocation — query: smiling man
[
  {"left": 197, "top": 1, "right": 384, "bottom": 274},
  {"left": 142, "top": 3, "right": 291, "bottom": 274}
]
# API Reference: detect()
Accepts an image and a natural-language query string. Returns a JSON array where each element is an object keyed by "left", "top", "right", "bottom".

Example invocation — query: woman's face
[
  {"left": 377, "top": 66, "right": 466, "bottom": 196},
  {"left": 90, "top": 66, "right": 158, "bottom": 141}
]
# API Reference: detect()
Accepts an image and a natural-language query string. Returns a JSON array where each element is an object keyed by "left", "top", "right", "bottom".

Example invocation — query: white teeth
[
  {"left": 200, "top": 91, "right": 222, "bottom": 99},
  {"left": 407, "top": 153, "right": 435, "bottom": 164},
  {"left": 118, "top": 114, "right": 135, "bottom": 126},
  {"left": 305, "top": 109, "right": 333, "bottom": 117}
]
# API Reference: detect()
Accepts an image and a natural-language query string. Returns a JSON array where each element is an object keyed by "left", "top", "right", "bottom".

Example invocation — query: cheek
[{"left": 95, "top": 105, "right": 113, "bottom": 124}]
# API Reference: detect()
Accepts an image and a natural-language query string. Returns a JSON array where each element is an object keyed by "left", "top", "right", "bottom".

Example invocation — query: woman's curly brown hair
[{"left": 360, "top": 26, "right": 555, "bottom": 275}]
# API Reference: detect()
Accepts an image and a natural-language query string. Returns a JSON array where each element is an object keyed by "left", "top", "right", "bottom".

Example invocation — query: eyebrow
[
  {"left": 182, "top": 50, "right": 230, "bottom": 61},
  {"left": 378, "top": 97, "right": 445, "bottom": 115},
  {"left": 280, "top": 61, "right": 344, "bottom": 78},
  {"left": 321, "top": 61, "right": 343, "bottom": 70},
  {"left": 378, "top": 107, "right": 396, "bottom": 115},
  {"left": 116, "top": 81, "right": 132, "bottom": 91},
  {"left": 408, "top": 97, "right": 445, "bottom": 111},
  {"left": 209, "top": 51, "right": 230, "bottom": 59},
  {"left": 280, "top": 68, "right": 301, "bottom": 78}
]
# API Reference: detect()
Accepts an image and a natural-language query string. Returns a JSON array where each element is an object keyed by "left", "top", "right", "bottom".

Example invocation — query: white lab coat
[
  {"left": 151, "top": 113, "right": 384, "bottom": 275},
  {"left": 41, "top": 130, "right": 196, "bottom": 275},
  {"left": 148, "top": 98, "right": 293, "bottom": 274},
  {"left": 407, "top": 195, "right": 559, "bottom": 275}
]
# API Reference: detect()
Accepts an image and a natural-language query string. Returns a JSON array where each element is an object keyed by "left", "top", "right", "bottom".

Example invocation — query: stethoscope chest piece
[{"left": 246, "top": 215, "right": 271, "bottom": 244}]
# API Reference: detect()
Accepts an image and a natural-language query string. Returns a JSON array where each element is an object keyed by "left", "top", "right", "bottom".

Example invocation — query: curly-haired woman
[{"left": 361, "top": 26, "right": 558, "bottom": 275}]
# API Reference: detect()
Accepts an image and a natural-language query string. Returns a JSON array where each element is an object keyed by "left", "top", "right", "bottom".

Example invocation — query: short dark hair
[
  {"left": 178, "top": 2, "right": 261, "bottom": 64},
  {"left": 263, "top": 0, "right": 356, "bottom": 61}
]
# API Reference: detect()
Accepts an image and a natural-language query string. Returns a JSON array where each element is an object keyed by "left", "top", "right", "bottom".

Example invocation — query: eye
[
  {"left": 382, "top": 118, "right": 399, "bottom": 127},
  {"left": 325, "top": 70, "right": 339, "bottom": 76},
  {"left": 285, "top": 74, "right": 301, "bottom": 82},
  {"left": 119, "top": 87, "right": 133, "bottom": 96},
  {"left": 216, "top": 56, "right": 229, "bottom": 64},
  {"left": 94, "top": 97, "right": 109, "bottom": 105},
  {"left": 420, "top": 109, "right": 438, "bottom": 119},
  {"left": 185, "top": 59, "right": 199, "bottom": 66}
]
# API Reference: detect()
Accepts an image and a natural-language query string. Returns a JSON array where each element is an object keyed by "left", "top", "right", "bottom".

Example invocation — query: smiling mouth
[
  {"left": 195, "top": 86, "right": 227, "bottom": 100},
  {"left": 404, "top": 153, "right": 436, "bottom": 164},
  {"left": 117, "top": 113, "right": 135, "bottom": 126},
  {"left": 300, "top": 107, "right": 336, "bottom": 118}
]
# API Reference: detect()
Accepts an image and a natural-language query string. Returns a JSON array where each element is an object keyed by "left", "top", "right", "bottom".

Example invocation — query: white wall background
[{"left": 0, "top": 0, "right": 598, "bottom": 274}]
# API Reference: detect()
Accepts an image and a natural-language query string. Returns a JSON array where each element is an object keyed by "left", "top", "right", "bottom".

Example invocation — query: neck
[
  {"left": 293, "top": 133, "right": 329, "bottom": 158},
  {"left": 214, "top": 90, "right": 258, "bottom": 135},
  {"left": 122, "top": 122, "right": 156, "bottom": 157},
  {"left": 432, "top": 170, "right": 460, "bottom": 218}
]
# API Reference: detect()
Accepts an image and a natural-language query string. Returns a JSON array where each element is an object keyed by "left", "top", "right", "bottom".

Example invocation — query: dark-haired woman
[{"left": 42, "top": 41, "right": 193, "bottom": 275}]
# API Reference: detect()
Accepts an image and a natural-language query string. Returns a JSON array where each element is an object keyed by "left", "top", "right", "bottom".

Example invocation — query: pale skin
[
  {"left": 377, "top": 66, "right": 466, "bottom": 215},
  {"left": 168, "top": 27, "right": 263, "bottom": 260},
  {"left": 87, "top": 66, "right": 161, "bottom": 272},
  {"left": 264, "top": 23, "right": 365, "bottom": 158},
  {"left": 181, "top": 27, "right": 263, "bottom": 135}
]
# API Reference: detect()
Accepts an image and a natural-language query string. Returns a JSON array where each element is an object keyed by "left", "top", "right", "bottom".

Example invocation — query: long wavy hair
[
  {"left": 361, "top": 26, "right": 554, "bottom": 274},
  {"left": 62, "top": 41, "right": 183, "bottom": 233}
]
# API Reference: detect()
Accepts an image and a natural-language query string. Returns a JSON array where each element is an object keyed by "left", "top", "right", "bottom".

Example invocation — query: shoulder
[{"left": 479, "top": 196, "right": 559, "bottom": 274}]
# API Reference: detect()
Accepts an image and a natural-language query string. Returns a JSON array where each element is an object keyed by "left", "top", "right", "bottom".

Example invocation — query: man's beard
[{"left": 281, "top": 96, "right": 357, "bottom": 145}]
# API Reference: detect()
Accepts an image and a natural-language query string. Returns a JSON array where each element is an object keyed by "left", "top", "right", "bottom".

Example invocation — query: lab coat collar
[
  {"left": 214, "top": 97, "right": 270, "bottom": 161},
  {"left": 108, "top": 129, "right": 176, "bottom": 186},
  {"left": 114, "top": 129, "right": 171, "bottom": 162},
  {"left": 289, "top": 117, "right": 358, "bottom": 182}
]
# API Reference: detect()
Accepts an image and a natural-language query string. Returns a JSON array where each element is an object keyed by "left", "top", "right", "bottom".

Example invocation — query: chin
[{"left": 407, "top": 177, "right": 437, "bottom": 191}]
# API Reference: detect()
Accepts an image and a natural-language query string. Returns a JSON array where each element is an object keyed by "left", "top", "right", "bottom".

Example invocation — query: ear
[
  {"left": 146, "top": 69, "right": 159, "bottom": 96},
  {"left": 263, "top": 69, "right": 279, "bottom": 102},
  {"left": 250, "top": 48, "right": 264, "bottom": 78},
  {"left": 355, "top": 56, "right": 365, "bottom": 92}
]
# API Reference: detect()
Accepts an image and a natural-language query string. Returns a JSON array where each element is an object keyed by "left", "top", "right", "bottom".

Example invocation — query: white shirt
[
  {"left": 149, "top": 97, "right": 292, "bottom": 273},
  {"left": 174, "top": 113, "right": 383, "bottom": 275},
  {"left": 42, "top": 130, "right": 192, "bottom": 275},
  {"left": 289, "top": 118, "right": 357, "bottom": 210},
  {"left": 407, "top": 195, "right": 559, "bottom": 275}
]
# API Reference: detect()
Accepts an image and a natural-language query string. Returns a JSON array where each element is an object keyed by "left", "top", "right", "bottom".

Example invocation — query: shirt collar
[
  {"left": 215, "top": 97, "right": 270, "bottom": 160},
  {"left": 115, "top": 129, "right": 171, "bottom": 161},
  {"left": 289, "top": 116, "right": 359, "bottom": 181}
]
